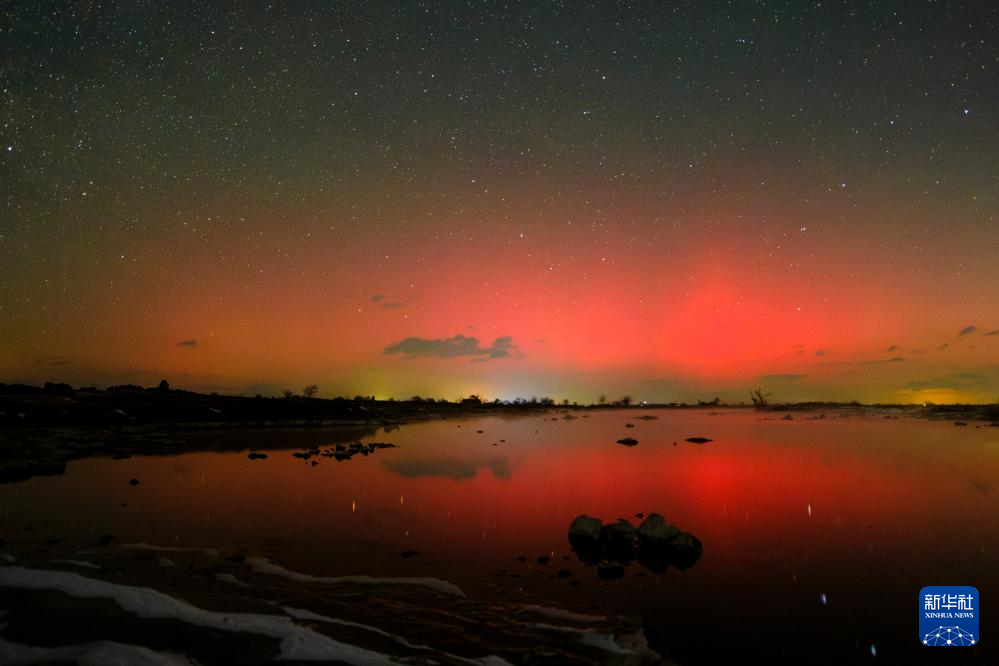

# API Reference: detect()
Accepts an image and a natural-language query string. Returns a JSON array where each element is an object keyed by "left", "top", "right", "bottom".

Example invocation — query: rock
[
  {"left": 625, "top": 423, "right": 635, "bottom": 428},
  {"left": 128, "top": 478, "right": 139, "bottom": 486},
  {"left": 516, "top": 556, "right": 527, "bottom": 563},
  {"left": 556, "top": 569, "right": 572, "bottom": 578},
  {"left": 616, "top": 437, "right": 639, "bottom": 446},
  {"left": 685, "top": 437, "right": 712, "bottom": 444},
  {"left": 782, "top": 414, "right": 794, "bottom": 420},
  {"left": 597, "top": 561, "right": 625, "bottom": 580},
  {"left": 568, "top": 515, "right": 603, "bottom": 545},
  {"left": 247, "top": 452, "right": 268, "bottom": 460},
  {"left": 537, "top": 555, "right": 550, "bottom": 565},
  {"left": 670, "top": 532, "right": 703, "bottom": 570},
  {"left": 401, "top": 550, "right": 419, "bottom": 558},
  {"left": 955, "top": 421, "right": 967, "bottom": 426},
  {"left": 636, "top": 513, "right": 679, "bottom": 548},
  {"left": 292, "top": 452, "right": 310, "bottom": 459},
  {"left": 601, "top": 519, "right": 637, "bottom": 550}
]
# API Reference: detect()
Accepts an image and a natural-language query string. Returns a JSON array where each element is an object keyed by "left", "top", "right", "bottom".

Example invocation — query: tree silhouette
[
  {"left": 598, "top": 394, "right": 606, "bottom": 405},
  {"left": 282, "top": 389, "right": 295, "bottom": 399},
  {"left": 303, "top": 384, "right": 319, "bottom": 398},
  {"left": 750, "top": 387, "right": 773, "bottom": 410},
  {"left": 620, "top": 395, "right": 633, "bottom": 406}
]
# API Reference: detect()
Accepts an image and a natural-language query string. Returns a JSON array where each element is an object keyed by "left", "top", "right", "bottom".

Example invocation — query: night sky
[{"left": 2, "top": 1, "right": 998, "bottom": 403}]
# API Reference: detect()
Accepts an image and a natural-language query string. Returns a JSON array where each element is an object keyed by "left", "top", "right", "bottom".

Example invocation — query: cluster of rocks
[
  {"left": 294, "top": 441, "right": 397, "bottom": 463},
  {"left": 568, "top": 513, "right": 702, "bottom": 579},
  {"left": 246, "top": 442, "right": 396, "bottom": 463}
]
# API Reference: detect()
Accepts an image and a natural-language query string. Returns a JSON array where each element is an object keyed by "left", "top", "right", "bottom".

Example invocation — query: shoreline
[{"left": 2, "top": 389, "right": 997, "bottom": 484}]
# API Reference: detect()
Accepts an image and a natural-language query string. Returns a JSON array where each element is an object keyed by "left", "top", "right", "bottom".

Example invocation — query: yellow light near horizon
[{"left": 893, "top": 388, "right": 980, "bottom": 405}]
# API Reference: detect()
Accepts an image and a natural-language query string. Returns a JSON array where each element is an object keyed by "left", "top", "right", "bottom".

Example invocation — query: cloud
[
  {"left": 903, "top": 371, "right": 999, "bottom": 392},
  {"left": 958, "top": 325, "right": 977, "bottom": 336},
  {"left": 33, "top": 356, "right": 70, "bottom": 367},
  {"left": 177, "top": 339, "right": 198, "bottom": 348},
  {"left": 986, "top": 330, "right": 999, "bottom": 337},
  {"left": 384, "top": 334, "right": 519, "bottom": 361},
  {"left": 886, "top": 344, "right": 898, "bottom": 352},
  {"left": 904, "top": 377, "right": 958, "bottom": 391},
  {"left": 861, "top": 356, "right": 906, "bottom": 365},
  {"left": 759, "top": 374, "right": 807, "bottom": 382}
]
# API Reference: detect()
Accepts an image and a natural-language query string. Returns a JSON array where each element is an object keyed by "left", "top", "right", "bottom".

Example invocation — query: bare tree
[
  {"left": 282, "top": 389, "right": 295, "bottom": 399},
  {"left": 750, "top": 387, "right": 773, "bottom": 411},
  {"left": 303, "top": 384, "right": 319, "bottom": 398},
  {"left": 620, "top": 395, "right": 633, "bottom": 406}
]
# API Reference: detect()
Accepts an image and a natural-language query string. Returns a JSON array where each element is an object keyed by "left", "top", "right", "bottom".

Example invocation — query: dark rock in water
[
  {"left": 128, "top": 478, "right": 139, "bottom": 486},
  {"left": 247, "top": 452, "right": 268, "bottom": 460},
  {"left": 616, "top": 437, "right": 639, "bottom": 446},
  {"left": 636, "top": 514, "right": 679, "bottom": 548},
  {"left": 568, "top": 515, "right": 603, "bottom": 545},
  {"left": 568, "top": 514, "right": 604, "bottom": 564},
  {"left": 625, "top": 423, "right": 635, "bottom": 428},
  {"left": 310, "top": 460, "right": 319, "bottom": 466},
  {"left": 536, "top": 555, "right": 550, "bottom": 565},
  {"left": 292, "top": 452, "right": 310, "bottom": 459},
  {"left": 476, "top": 430, "right": 484, "bottom": 434},
  {"left": 98, "top": 534, "right": 114, "bottom": 546},
  {"left": 782, "top": 414, "right": 794, "bottom": 420},
  {"left": 516, "top": 556, "right": 527, "bottom": 563},
  {"left": 569, "top": 579, "right": 581, "bottom": 586},
  {"left": 635, "top": 415, "right": 658, "bottom": 420},
  {"left": 990, "top": 422, "right": 999, "bottom": 427},
  {"left": 601, "top": 519, "right": 637, "bottom": 551},
  {"left": 670, "top": 532, "right": 704, "bottom": 570},
  {"left": 597, "top": 561, "right": 625, "bottom": 580},
  {"left": 556, "top": 569, "right": 572, "bottom": 578},
  {"left": 401, "top": 550, "right": 420, "bottom": 558},
  {"left": 955, "top": 421, "right": 967, "bottom": 426},
  {"left": 685, "top": 437, "right": 712, "bottom": 444},
  {"left": 635, "top": 512, "right": 644, "bottom": 519}
]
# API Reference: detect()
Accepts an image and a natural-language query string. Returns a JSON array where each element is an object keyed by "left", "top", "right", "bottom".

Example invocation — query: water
[{"left": 2, "top": 409, "right": 996, "bottom": 664}]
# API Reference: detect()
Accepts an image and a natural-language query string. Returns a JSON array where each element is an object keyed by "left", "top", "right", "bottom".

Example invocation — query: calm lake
[{"left": 2, "top": 409, "right": 996, "bottom": 664}]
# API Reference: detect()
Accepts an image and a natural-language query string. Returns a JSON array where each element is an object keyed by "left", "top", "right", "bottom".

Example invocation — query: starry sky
[{"left": 2, "top": 1, "right": 998, "bottom": 404}]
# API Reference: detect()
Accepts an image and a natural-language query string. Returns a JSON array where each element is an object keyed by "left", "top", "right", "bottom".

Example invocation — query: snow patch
[
  {"left": 0, "top": 637, "right": 194, "bottom": 666},
  {"left": 247, "top": 557, "right": 464, "bottom": 597},
  {"left": 0, "top": 566, "right": 399, "bottom": 664}
]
